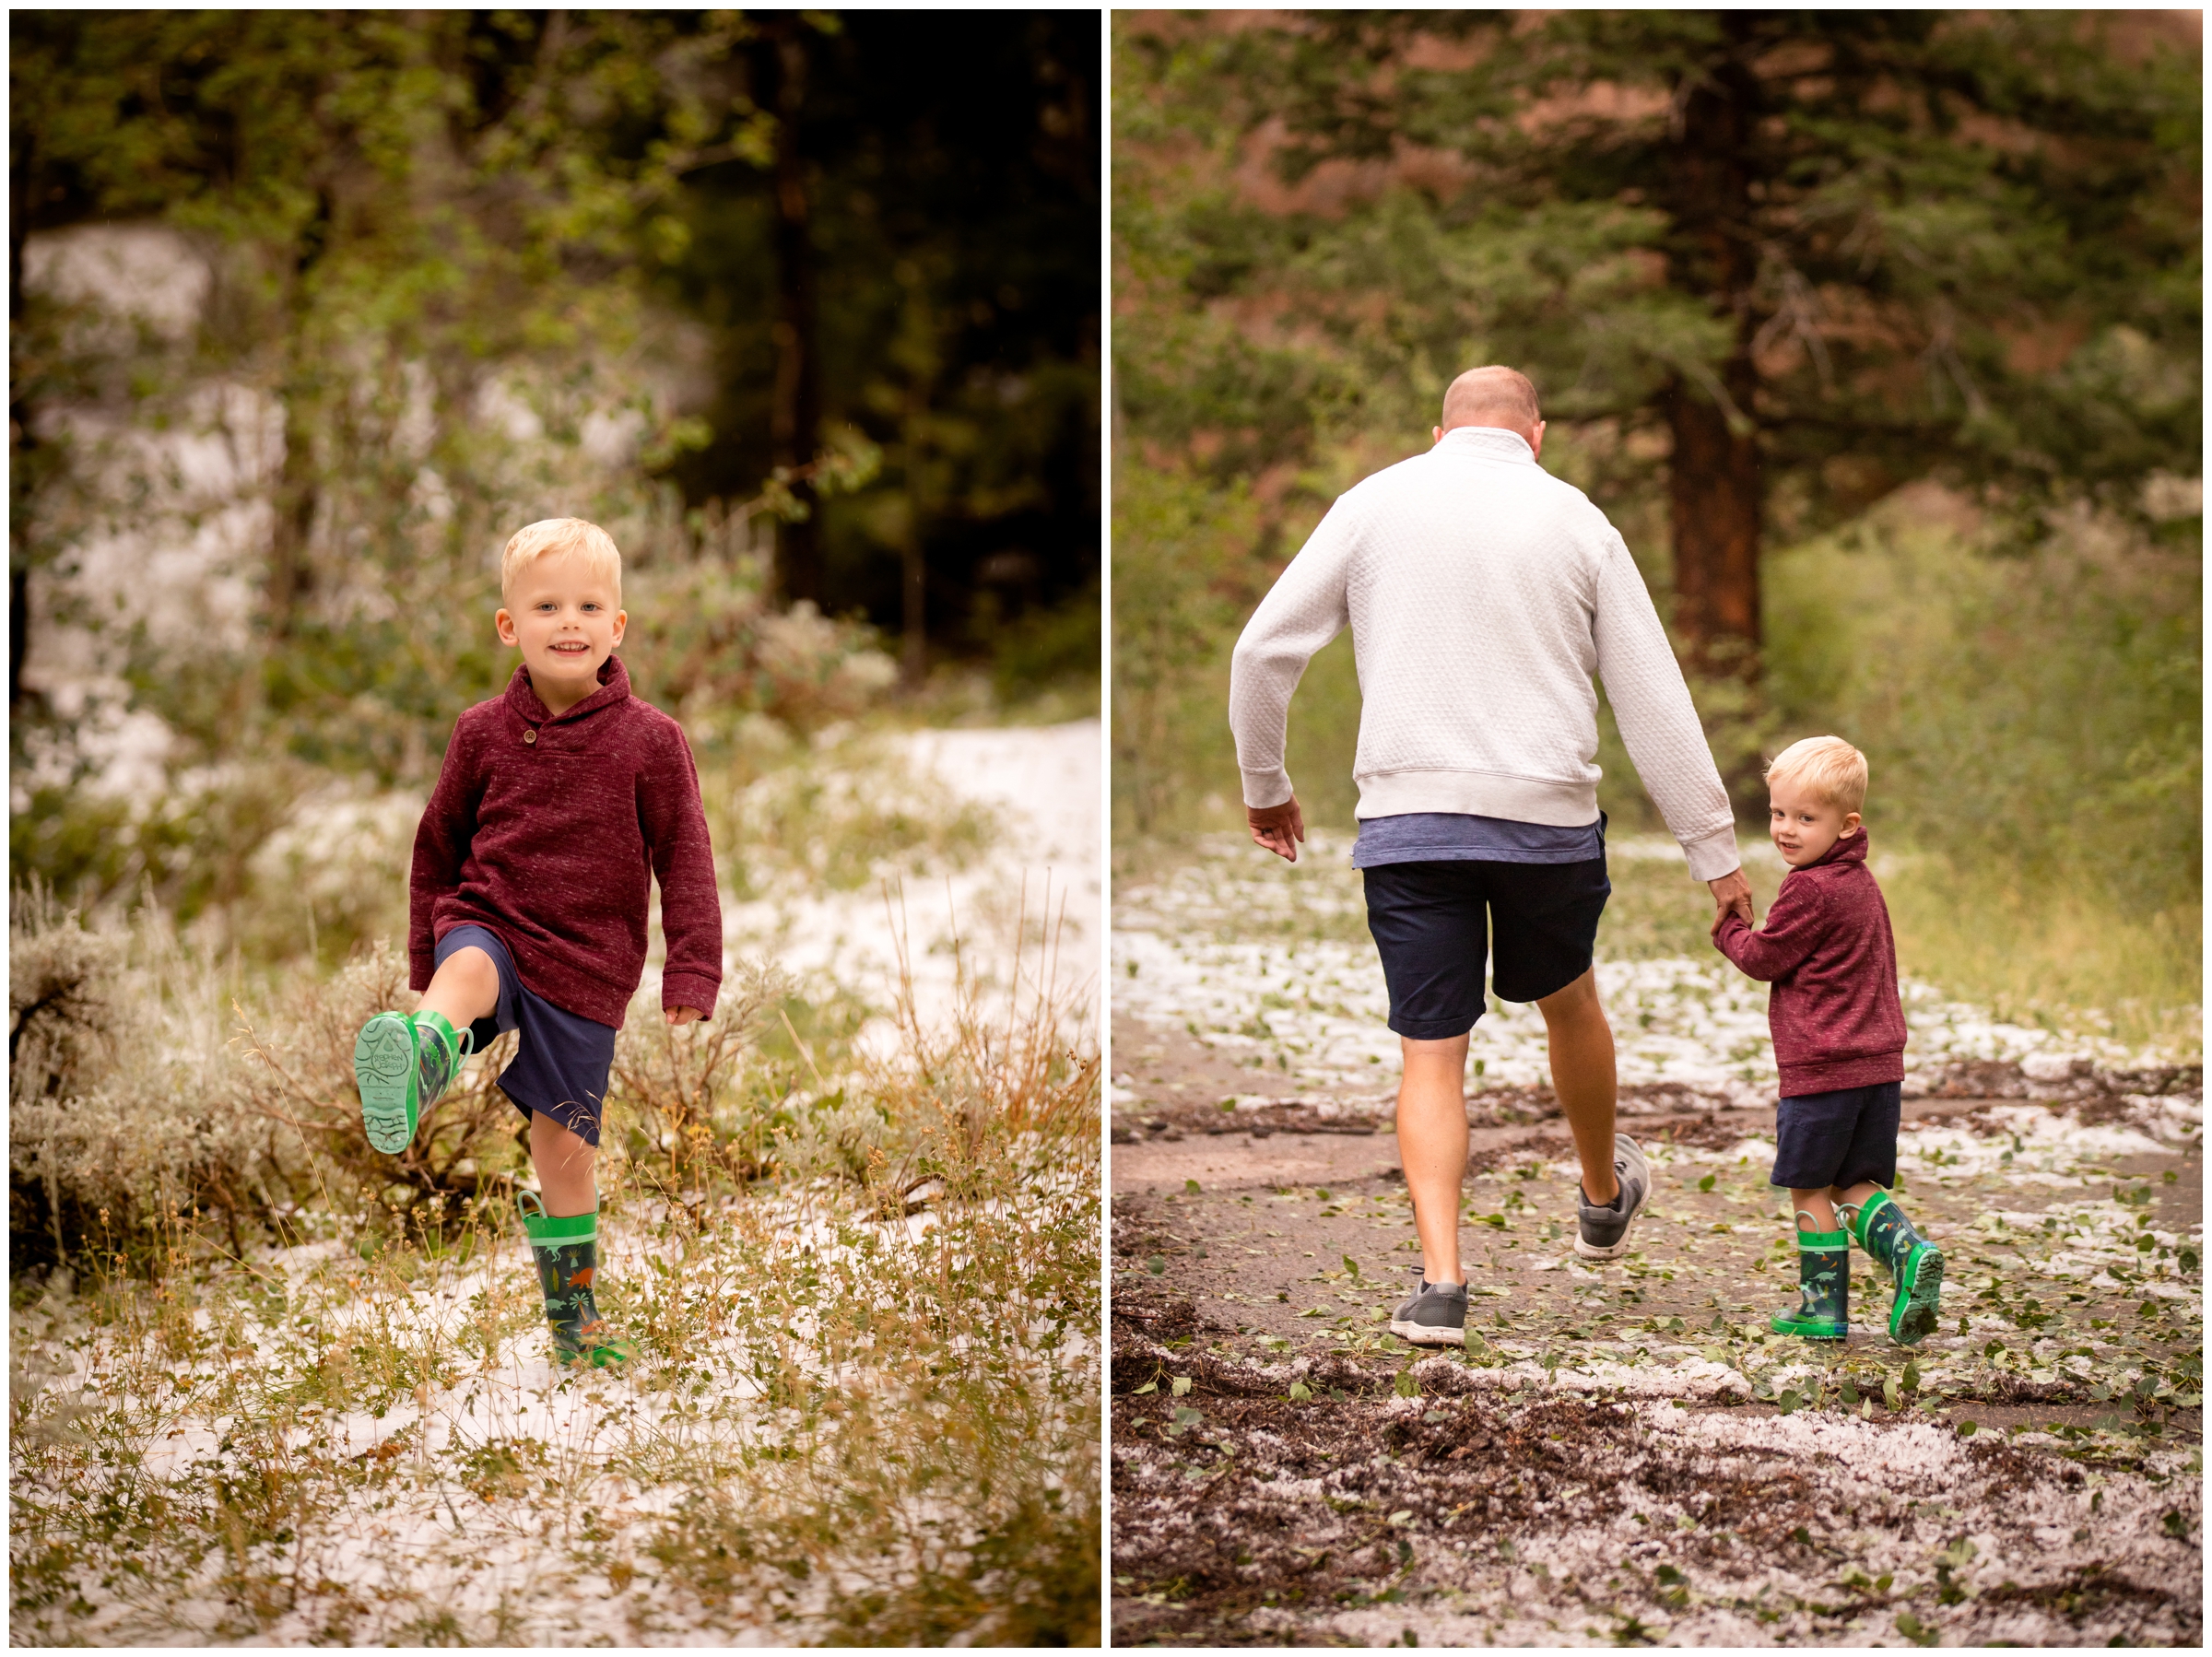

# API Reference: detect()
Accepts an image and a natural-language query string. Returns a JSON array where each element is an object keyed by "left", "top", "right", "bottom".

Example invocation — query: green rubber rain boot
[
  {"left": 518, "top": 1192, "right": 636, "bottom": 1369},
  {"left": 1847, "top": 1189, "right": 1945, "bottom": 1346},
  {"left": 354, "top": 1009, "right": 472, "bottom": 1156},
  {"left": 1771, "top": 1216, "right": 1851, "bottom": 1341}
]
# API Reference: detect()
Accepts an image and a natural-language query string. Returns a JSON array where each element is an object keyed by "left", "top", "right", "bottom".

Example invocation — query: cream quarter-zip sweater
[{"left": 1228, "top": 424, "right": 1740, "bottom": 882}]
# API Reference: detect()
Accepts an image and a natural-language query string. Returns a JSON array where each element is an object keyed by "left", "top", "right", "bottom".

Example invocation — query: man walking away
[{"left": 1229, "top": 366, "right": 1753, "bottom": 1347}]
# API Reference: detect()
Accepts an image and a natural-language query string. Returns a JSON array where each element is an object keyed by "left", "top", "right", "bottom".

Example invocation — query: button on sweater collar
[
  {"left": 1433, "top": 425, "right": 1537, "bottom": 464},
  {"left": 506, "top": 654, "right": 631, "bottom": 727}
]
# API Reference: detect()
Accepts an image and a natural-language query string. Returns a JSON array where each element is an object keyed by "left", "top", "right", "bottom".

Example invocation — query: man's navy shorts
[
  {"left": 433, "top": 924, "right": 617, "bottom": 1146},
  {"left": 1361, "top": 855, "right": 1611, "bottom": 1040},
  {"left": 1771, "top": 1081, "right": 1901, "bottom": 1192}
]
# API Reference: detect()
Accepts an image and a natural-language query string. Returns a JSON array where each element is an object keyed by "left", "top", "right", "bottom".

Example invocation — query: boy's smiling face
[
  {"left": 496, "top": 550, "right": 626, "bottom": 715},
  {"left": 1769, "top": 777, "right": 1861, "bottom": 869}
]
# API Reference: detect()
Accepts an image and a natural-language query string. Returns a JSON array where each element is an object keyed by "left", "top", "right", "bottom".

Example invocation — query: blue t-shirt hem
[{"left": 1350, "top": 811, "right": 1605, "bottom": 870}]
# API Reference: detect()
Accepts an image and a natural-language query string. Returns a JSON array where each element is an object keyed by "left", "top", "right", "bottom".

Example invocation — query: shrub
[
  {"left": 229, "top": 942, "right": 529, "bottom": 1241},
  {"left": 605, "top": 956, "right": 794, "bottom": 1193},
  {"left": 9, "top": 889, "right": 292, "bottom": 1271}
]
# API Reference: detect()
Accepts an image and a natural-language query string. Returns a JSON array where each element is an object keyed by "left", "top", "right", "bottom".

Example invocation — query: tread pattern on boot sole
[
  {"left": 354, "top": 1016, "right": 418, "bottom": 1155},
  {"left": 1892, "top": 1247, "right": 1944, "bottom": 1345}
]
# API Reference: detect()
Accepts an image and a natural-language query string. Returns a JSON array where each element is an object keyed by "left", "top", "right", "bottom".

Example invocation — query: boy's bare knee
[{"left": 449, "top": 946, "right": 497, "bottom": 993}]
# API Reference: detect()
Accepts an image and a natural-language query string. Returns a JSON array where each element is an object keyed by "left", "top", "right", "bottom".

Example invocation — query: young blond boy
[
  {"left": 1712, "top": 735, "right": 1944, "bottom": 1345},
  {"left": 352, "top": 519, "right": 722, "bottom": 1367}
]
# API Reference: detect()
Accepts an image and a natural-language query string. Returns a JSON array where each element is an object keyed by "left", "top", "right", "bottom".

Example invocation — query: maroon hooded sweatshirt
[
  {"left": 409, "top": 655, "right": 722, "bottom": 1028},
  {"left": 1713, "top": 828, "right": 1905, "bottom": 1097}
]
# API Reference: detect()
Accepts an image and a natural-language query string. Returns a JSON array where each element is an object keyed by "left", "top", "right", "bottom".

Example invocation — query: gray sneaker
[
  {"left": 1573, "top": 1134, "right": 1650, "bottom": 1260},
  {"left": 1389, "top": 1278, "right": 1468, "bottom": 1347}
]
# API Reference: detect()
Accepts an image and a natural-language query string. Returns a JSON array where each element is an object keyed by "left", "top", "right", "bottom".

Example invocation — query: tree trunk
[
  {"left": 1664, "top": 21, "right": 1763, "bottom": 687},
  {"left": 1665, "top": 361, "right": 1761, "bottom": 682},
  {"left": 901, "top": 531, "right": 926, "bottom": 686},
  {"left": 265, "top": 381, "right": 319, "bottom": 641},
  {"left": 769, "top": 28, "right": 822, "bottom": 610},
  {"left": 9, "top": 194, "right": 36, "bottom": 711}
]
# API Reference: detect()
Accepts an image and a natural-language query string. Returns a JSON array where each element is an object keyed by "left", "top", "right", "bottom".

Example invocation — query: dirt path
[{"left": 1109, "top": 1012, "right": 2204, "bottom": 1647}]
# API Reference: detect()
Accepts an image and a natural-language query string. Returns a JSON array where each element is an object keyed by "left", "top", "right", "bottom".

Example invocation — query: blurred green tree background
[
  {"left": 11, "top": 9, "right": 1098, "bottom": 939},
  {"left": 1112, "top": 10, "right": 2199, "bottom": 1040}
]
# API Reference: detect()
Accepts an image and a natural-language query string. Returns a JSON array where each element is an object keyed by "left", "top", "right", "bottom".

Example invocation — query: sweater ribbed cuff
[
  {"left": 1240, "top": 768, "right": 1294, "bottom": 810},
  {"left": 663, "top": 971, "right": 720, "bottom": 1020},
  {"left": 1679, "top": 824, "right": 1743, "bottom": 884}
]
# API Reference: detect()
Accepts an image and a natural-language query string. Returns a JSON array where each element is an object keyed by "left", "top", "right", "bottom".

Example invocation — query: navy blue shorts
[
  {"left": 433, "top": 924, "right": 617, "bottom": 1147},
  {"left": 1361, "top": 854, "right": 1611, "bottom": 1040},
  {"left": 1771, "top": 1082, "right": 1901, "bottom": 1192}
]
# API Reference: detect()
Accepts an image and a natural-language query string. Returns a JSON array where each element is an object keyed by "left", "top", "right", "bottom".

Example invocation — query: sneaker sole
[
  {"left": 1389, "top": 1318, "right": 1466, "bottom": 1347},
  {"left": 1890, "top": 1244, "right": 1944, "bottom": 1346},
  {"left": 355, "top": 1014, "right": 418, "bottom": 1156},
  {"left": 1572, "top": 1215, "right": 1639, "bottom": 1260}
]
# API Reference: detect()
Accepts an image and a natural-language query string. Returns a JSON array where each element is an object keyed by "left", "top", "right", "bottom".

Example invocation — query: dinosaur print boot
[
  {"left": 1846, "top": 1189, "right": 1945, "bottom": 1346},
  {"left": 518, "top": 1192, "right": 636, "bottom": 1369},
  {"left": 1771, "top": 1215, "right": 1851, "bottom": 1341},
  {"left": 354, "top": 1008, "right": 472, "bottom": 1156}
]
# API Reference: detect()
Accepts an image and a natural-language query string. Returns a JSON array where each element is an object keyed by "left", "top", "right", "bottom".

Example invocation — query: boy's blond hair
[
  {"left": 500, "top": 518, "right": 621, "bottom": 604},
  {"left": 1765, "top": 734, "right": 1868, "bottom": 815}
]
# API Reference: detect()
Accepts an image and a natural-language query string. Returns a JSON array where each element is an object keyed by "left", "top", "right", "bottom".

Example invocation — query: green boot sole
[
  {"left": 1769, "top": 1310, "right": 1849, "bottom": 1341},
  {"left": 354, "top": 1012, "right": 420, "bottom": 1154},
  {"left": 1889, "top": 1241, "right": 1945, "bottom": 1346}
]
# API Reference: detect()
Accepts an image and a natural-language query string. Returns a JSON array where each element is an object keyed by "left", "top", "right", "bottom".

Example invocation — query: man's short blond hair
[
  {"left": 1765, "top": 735, "right": 1868, "bottom": 815},
  {"left": 1441, "top": 365, "right": 1542, "bottom": 431},
  {"left": 500, "top": 518, "right": 621, "bottom": 603}
]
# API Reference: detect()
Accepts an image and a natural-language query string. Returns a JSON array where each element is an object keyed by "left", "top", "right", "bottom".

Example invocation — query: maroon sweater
[
  {"left": 409, "top": 655, "right": 722, "bottom": 1028},
  {"left": 1713, "top": 829, "right": 1906, "bottom": 1097}
]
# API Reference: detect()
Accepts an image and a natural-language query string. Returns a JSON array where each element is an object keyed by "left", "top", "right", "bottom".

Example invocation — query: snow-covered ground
[
  {"left": 10, "top": 723, "right": 1104, "bottom": 1645},
  {"left": 1111, "top": 830, "right": 2201, "bottom": 1647},
  {"left": 722, "top": 720, "right": 1100, "bottom": 1047}
]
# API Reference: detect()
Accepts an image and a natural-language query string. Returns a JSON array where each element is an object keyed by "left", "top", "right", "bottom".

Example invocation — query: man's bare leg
[
  {"left": 1536, "top": 968, "right": 1619, "bottom": 1206},
  {"left": 1397, "top": 1034, "right": 1472, "bottom": 1286}
]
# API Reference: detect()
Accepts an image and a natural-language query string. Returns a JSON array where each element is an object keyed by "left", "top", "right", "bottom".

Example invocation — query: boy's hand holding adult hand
[
  {"left": 1248, "top": 796, "right": 1305, "bottom": 864},
  {"left": 1708, "top": 867, "right": 1755, "bottom": 937},
  {"left": 666, "top": 1005, "right": 703, "bottom": 1027}
]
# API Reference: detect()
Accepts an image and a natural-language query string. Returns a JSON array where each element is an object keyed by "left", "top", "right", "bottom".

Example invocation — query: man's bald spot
[{"left": 1440, "top": 366, "right": 1541, "bottom": 433}]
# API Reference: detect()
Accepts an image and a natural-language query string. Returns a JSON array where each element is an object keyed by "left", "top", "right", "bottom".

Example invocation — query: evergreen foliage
[
  {"left": 1112, "top": 11, "right": 2199, "bottom": 1022},
  {"left": 10, "top": 11, "right": 1098, "bottom": 920}
]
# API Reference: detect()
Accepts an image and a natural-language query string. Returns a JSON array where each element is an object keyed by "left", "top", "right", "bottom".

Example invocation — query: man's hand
[
  {"left": 1248, "top": 796, "right": 1305, "bottom": 864},
  {"left": 1708, "top": 867, "right": 1755, "bottom": 937},
  {"left": 666, "top": 1005, "right": 703, "bottom": 1028}
]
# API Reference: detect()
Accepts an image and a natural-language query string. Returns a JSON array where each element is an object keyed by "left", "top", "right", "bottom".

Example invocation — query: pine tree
[{"left": 1121, "top": 10, "right": 2199, "bottom": 692}]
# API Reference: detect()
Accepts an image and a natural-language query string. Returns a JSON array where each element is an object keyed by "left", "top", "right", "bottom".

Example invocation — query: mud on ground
[{"left": 1110, "top": 1042, "right": 2203, "bottom": 1647}]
